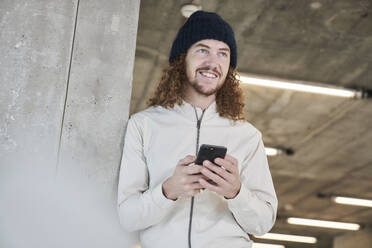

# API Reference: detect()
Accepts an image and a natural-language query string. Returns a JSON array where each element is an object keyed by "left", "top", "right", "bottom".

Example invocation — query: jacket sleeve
[
  {"left": 227, "top": 130, "right": 278, "bottom": 235},
  {"left": 117, "top": 116, "right": 176, "bottom": 232}
]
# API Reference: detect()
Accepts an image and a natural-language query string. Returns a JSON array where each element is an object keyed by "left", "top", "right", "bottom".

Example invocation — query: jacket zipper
[
  {"left": 195, "top": 110, "right": 205, "bottom": 155},
  {"left": 188, "top": 107, "right": 206, "bottom": 248}
]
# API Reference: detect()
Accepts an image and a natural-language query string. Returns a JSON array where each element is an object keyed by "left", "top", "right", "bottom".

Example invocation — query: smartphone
[{"left": 195, "top": 144, "right": 227, "bottom": 165}]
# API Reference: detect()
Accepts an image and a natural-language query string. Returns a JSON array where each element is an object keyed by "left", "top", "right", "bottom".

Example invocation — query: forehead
[{"left": 190, "top": 39, "right": 230, "bottom": 51}]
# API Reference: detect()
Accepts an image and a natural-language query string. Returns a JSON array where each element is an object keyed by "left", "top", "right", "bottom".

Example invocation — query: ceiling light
[
  {"left": 239, "top": 74, "right": 363, "bottom": 98},
  {"left": 332, "top": 196, "right": 372, "bottom": 208},
  {"left": 180, "top": 4, "right": 202, "bottom": 18},
  {"left": 252, "top": 243, "right": 285, "bottom": 248},
  {"left": 265, "top": 147, "right": 281, "bottom": 156},
  {"left": 287, "top": 217, "right": 360, "bottom": 231},
  {"left": 265, "top": 147, "right": 293, "bottom": 156},
  {"left": 254, "top": 233, "right": 317, "bottom": 244},
  {"left": 132, "top": 242, "right": 285, "bottom": 248}
]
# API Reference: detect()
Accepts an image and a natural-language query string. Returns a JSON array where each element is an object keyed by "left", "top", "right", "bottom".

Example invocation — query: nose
[
  {"left": 207, "top": 52, "right": 219, "bottom": 64},
  {"left": 204, "top": 54, "right": 221, "bottom": 73}
]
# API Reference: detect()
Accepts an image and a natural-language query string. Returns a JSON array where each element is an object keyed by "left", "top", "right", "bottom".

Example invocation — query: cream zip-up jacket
[{"left": 118, "top": 101, "right": 277, "bottom": 248}]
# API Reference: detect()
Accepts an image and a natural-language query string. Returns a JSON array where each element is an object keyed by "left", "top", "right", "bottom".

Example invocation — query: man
[{"left": 118, "top": 11, "right": 277, "bottom": 248}]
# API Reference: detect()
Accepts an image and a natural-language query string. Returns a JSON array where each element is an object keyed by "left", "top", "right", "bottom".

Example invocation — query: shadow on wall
[{"left": 0, "top": 163, "right": 139, "bottom": 248}]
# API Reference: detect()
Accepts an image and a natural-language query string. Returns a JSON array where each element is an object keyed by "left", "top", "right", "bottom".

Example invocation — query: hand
[
  {"left": 162, "top": 155, "right": 206, "bottom": 200},
  {"left": 199, "top": 154, "right": 241, "bottom": 199}
]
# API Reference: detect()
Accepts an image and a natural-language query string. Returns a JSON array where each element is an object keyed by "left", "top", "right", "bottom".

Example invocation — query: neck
[{"left": 183, "top": 88, "right": 216, "bottom": 110}]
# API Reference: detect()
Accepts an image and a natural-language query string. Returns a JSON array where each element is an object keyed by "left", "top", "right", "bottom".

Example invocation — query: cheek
[
  {"left": 218, "top": 56, "right": 229, "bottom": 70},
  {"left": 186, "top": 60, "right": 198, "bottom": 77},
  {"left": 185, "top": 64, "right": 194, "bottom": 79},
  {"left": 219, "top": 65, "right": 230, "bottom": 83},
  {"left": 222, "top": 63, "right": 230, "bottom": 78}
]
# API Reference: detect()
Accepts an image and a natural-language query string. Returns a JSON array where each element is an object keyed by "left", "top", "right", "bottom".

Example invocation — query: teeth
[{"left": 200, "top": 72, "right": 217, "bottom": 78}]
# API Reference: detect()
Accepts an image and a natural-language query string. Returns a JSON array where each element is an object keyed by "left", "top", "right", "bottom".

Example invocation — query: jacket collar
[{"left": 173, "top": 99, "right": 218, "bottom": 122}]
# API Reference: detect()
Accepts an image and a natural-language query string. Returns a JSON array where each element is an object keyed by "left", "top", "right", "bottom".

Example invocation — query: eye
[
  {"left": 219, "top": 51, "right": 228, "bottom": 58},
  {"left": 197, "top": 48, "right": 208, "bottom": 54}
]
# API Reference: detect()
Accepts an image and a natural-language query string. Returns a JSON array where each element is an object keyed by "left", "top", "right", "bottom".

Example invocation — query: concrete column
[
  {"left": 1, "top": 0, "right": 140, "bottom": 247},
  {"left": 0, "top": 0, "right": 76, "bottom": 175},
  {"left": 55, "top": 0, "right": 140, "bottom": 246},
  {"left": 56, "top": 0, "right": 139, "bottom": 196},
  {"left": 333, "top": 228, "right": 372, "bottom": 248}
]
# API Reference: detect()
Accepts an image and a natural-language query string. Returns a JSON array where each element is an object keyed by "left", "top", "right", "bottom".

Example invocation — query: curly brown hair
[{"left": 147, "top": 54, "right": 246, "bottom": 121}]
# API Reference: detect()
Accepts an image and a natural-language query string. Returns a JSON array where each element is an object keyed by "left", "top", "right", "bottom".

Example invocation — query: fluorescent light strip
[
  {"left": 254, "top": 233, "right": 317, "bottom": 244},
  {"left": 134, "top": 242, "right": 285, "bottom": 248},
  {"left": 239, "top": 74, "right": 361, "bottom": 98},
  {"left": 332, "top": 196, "right": 372, "bottom": 208},
  {"left": 287, "top": 217, "right": 360, "bottom": 231},
  {"left": 265, "top": 147, "right": 281, "bottom": 156},
  {"left": 252, "top": 243, "right": 285, "bottom": 248}
]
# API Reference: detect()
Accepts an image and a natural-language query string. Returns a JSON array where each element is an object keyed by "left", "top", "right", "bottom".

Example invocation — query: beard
[{"left": 188, "top": 79, "right": 222, "bottom": 96}]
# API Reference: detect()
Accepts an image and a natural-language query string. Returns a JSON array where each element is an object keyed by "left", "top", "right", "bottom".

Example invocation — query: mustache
[{"left": 196, "top": 66, "right": 221, "bottom": 77}]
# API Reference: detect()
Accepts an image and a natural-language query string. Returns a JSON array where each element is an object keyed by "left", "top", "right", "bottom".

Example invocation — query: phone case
[{"left": 195, "top": 144, "right": 227, "bottom": 165}]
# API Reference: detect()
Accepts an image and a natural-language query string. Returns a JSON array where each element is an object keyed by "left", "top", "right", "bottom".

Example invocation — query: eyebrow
[{"left": 194, "top": 43, "right": 230, "bottom": 53}]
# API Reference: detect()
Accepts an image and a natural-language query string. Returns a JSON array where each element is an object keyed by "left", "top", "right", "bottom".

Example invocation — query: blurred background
[
  {"left": 131, "top": 1, "right": 372, "bottom": 247},
  {"left": 1, "top": 0, "right": 372, "bottom": 248}
]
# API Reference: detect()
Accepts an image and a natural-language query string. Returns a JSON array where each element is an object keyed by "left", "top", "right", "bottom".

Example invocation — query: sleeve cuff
[
  {"left": 227, "top": 183, "right": 253, "bottom": 210},
  {"left": 151, "top": 182, "right": 177, "bottom": 209}
]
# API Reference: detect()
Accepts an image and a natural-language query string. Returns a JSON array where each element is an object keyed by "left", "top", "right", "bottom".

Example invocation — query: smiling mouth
[{"left": 199, "top": 71, "right": 218, "bottom": 79}]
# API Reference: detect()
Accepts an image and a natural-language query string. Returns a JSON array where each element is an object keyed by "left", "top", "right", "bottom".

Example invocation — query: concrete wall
[
  {"left": 0, "top": 0, "right": 140, "bottom": 247},
  {"left": 333, "top": 228, "right": 372, "bottom": 248}
]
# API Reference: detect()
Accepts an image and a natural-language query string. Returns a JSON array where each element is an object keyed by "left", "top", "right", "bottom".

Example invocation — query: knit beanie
[{"left": 169, "top": 10, "right": 237, "bottom": 68}]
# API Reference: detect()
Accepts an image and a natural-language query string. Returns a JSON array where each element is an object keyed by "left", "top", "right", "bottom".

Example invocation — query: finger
[
  {"left": 189, "top": 182, "right": 204, "bottom": 190},
  {"left": 224, "top": 154, "right": 239, "bottom": 168},
  {"left": 200, "top": 164, "right": 229, "bottom": 187},
  {"left": 184, "top": 164, "right": 203, "bottom": 175},
  {"left": 178, "top": 155, "right": 196, "bottom": 166},
  {"left": 183, "top": 181, "right": 204, "bottom": 191},
  {"left": 214, "top": 157, "right": 238, "bottom": 174},
  {"left": 185, "top": 174, "right": 206, "bottom": 184},
  {"left": 186, "top": 189, "right": 202, "bottom": 197},
  {"left": 198, "top": 178, "right": 222, "bottom": 194},
  {"left": 203, "top": 160, "right": 234, "bottom": 182}
]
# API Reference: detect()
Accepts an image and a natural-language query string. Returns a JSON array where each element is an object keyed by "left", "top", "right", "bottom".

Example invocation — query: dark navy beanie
[{"left": 169, "top": 11, "right": 237, "bottom": 68}]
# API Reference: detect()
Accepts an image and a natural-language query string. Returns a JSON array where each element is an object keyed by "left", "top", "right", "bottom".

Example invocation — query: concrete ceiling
[{"left": 130, "top": 1, "right": 372, "bottom": 247}]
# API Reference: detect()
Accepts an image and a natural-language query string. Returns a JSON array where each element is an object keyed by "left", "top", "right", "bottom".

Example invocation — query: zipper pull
[{"left": 197, "top": 119, "right": 201, "bottom": 129}]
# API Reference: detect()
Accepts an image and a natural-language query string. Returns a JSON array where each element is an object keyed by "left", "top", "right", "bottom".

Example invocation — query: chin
[
  {"left": 188, "top": 78, "right": 222, "bottom": 96},
  {"left": 196, "top": 86, "right": 218, "bottom": 96}
]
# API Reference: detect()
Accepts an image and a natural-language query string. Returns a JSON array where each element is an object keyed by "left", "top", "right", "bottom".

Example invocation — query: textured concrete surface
[
  {"left": 333, "top": 228, "right": 372, "bottom": 248},
  {"left": 55, "top": 0, "right": 140, "bottom": 246},
  {"left": 56, "top": 0, "right": 139, "bottom": 200},
  {"left": 0, "top": 0, "right": 76, "bottom": 174},
  {"left": 0, "top": 0, "right": 140, "bottom": 247}
]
